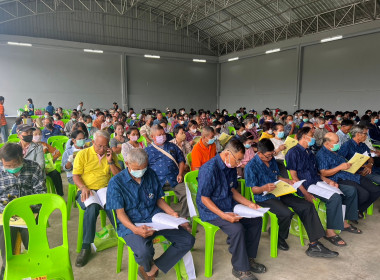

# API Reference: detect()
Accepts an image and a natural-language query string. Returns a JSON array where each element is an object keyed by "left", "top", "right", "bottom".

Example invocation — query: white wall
[
  {"left": 0, "top": 44, "right": 122, "bottom": 115},
  {"left": 220, "top": 49, "right": 298, "bottom": 113},
  {"left": 127, "top": 57, "right": 217, "bottom": 112}
]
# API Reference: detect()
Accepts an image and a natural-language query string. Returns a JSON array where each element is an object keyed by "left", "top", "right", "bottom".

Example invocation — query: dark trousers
[
  {"left": 257, "top": 195, "right": 324, "bottom": 243},
  {"left": 163, "top": 182, "right": 189, "bottom": 218},
  {"left": 47, "top": 170, "right": 64, "bottom": 196},
  {"left": 76, "top": 190, "right": 113, "bottom": 249},
  {"left": 0, "top": 226, "right": 29, "bottom": 270},
  {"left": 315, "top": 184, "right": 358, "bottom": 230},
  {"left": 123, "top": 228, "right": 195, "bottom": 274},
  {"left": 339, "top": 177, "right": 380, "bottom": 213},
  {"left": 208, "top": 217, "right": 262, "bottom": 272},
  {"left": 276, "top": 159, "right": 289, "bottom": 179}
]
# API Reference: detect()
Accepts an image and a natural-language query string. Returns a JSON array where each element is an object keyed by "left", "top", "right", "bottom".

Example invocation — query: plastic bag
[{"left": 92, "top": 225, "right": 118, "bottom": 252}]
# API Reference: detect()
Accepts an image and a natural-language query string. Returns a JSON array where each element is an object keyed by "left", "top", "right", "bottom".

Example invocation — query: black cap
[{"left": 16, "top": 124, "right": 36, "bottom": 133}]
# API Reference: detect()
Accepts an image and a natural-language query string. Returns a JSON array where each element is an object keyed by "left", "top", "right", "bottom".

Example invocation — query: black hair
[
  {"left": 262, "top": 122, "right": 273, "bottom": 132},
  {"left": 113, "top": 122, "right": 124, "bottom": 136},
  {"left": 188, "top": 120, "right": 198, "bottom": 127},
  {"left": 225, "top": 138, "right": 245, "bottom": 154},
  {"left": 173, "top": 125, "right": 185, "bottom": 136},
  {"left": 341, "top": 119, "right": 354, "bottom": 127},
  {"left": 0, "top": 143, "right": 23, "bottom": 162},
  {"left": 126, "top": 126, "right": 140, "bottom": 138},
  {"left": 240, "top": 131, "right": 254, "bottom": 143},
  {"left": 54, "top": 113, "right": 62, "bottom": 120},
  {"left": 70, "top": 130, "right": 85, "bottom": 146},
  {"left": 296, "top": 127, "right": 312, "bottom": 141},
  {"left": 273, "top": 123, "right": 284, "bottom": 131},
  {"left": 72, "top": 122, "right": 89, "bottom": 139},
  {"left": 0, "top": 96, "right": 4, "bottom": 102},
  {"left": 257, "top": 138, "right": 275, "bottom": 153},
  {"left": 48, "top": 102, "right": 52, "bottom": 106},
  {"left": 96, "top": 112, "right": 105, "bottom": 117},
  {"left": 15, "top": 117, "right": 23, "bottom": 125},
  {"left": 27, "top": 98, "right": 33, "bottom": 104}
]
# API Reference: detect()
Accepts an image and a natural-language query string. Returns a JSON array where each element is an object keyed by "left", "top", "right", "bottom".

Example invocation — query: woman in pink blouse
[{"left": 237, "top": 132, "right": 256, "bottom": 178}]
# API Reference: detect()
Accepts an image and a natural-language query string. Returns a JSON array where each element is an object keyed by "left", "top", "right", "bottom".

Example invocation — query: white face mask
[
  {"left": 268, "top": 129, "right": 273, "bottom": 134},
  {"left": 319, "top": 124, "right": 325, "bottom": 129}
]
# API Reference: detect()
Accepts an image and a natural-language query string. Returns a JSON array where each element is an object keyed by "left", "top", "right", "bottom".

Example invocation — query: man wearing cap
[
  {"left": 17, "top": 124, "right": 44, "bottom": 170},
  {"left": 130, "top": 114, "right": 138, "bottom": 127},
  {"left": 140, "top": 115, "right": 154, "bottom": 145}
]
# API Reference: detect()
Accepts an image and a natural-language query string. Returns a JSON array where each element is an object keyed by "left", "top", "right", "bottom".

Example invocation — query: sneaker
[
  {"left": 75, "top": 248, "right": 91, "bottom": 267},
  {"left": 278, "top": 238, "right": 289, "bottom": 251},
  {"left": 249, "top": 258, "right": 267, "bottom": 273},
  {"left": 232, "top": 268, "right": 258, "bottom": 280},
  {"left": 306, "top": 242, "right": 339, "bottom": 258}
]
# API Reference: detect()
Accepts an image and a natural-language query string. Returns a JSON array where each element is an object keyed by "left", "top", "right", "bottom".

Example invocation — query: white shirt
[{"left": 270, "top": 138, "right": 285, "bottom": 160}]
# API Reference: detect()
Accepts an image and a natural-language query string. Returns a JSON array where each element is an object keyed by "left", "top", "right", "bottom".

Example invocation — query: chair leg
[
  {"left": 173, "top": 195, "right": 178, "bottom": 204},
  {"left": 204, "top": 226, "right": 219, "bottom": 278},
  {"left": 67, "top": 184, "right": 76, "bottom": 220},
  {"left": 116, "top": 239, "right": 124, "bottom": 273},
  {"left": 100, "top": 210, "right": 107, "bottom": 228},
  {"left": 296, "top": 215, "right": 305, "bottom": 246},
  {"left": 269, "top": 212, "right": 279, "bottom": 258},
  {"left": 367, "top": 203, "right": 374, "bottom": 216},
  {"left": 76, "top": 204, "right": 84, "bottom": 253},
  {"left": 262, "top": 212, "right": 268, "bottom": 232},
  {"left": 173, "top": 261, "right": 182, "bottom": 280},
  {"left": 128, "top": 246, "right": 138, "bottom": 280},
  {"left": 191, "top": 220, "right": 198, "bottom": 237}
]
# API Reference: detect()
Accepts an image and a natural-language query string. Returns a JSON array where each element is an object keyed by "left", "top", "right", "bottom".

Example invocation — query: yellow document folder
[
  {"left": 269, "top": 181, "right": 297, "bottom": 197},
  {"left": 345, "top": 152, "right": 370, "bottom": 174},
  {"left": 282, "top": 137, "right": 298, "bottom": 155}
]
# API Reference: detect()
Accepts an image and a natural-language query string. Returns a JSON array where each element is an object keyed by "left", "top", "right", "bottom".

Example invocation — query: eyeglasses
[
  {"left": 227, "top": 150, "right": 242, "bottom": 164},
  {"left": 262, "top": 153, "right": 274, "bottom": 159}
]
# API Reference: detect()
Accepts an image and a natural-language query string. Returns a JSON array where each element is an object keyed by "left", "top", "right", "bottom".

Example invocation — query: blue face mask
[
  {"left": 130, "top": 167, "right": 147, "bottom": 178},
  {"left": 308, "top": 137, "right": 316, "bottom": 146},
  {"left": 331, "top": 143, "right": 340, "bottom": 152},
  {"left": 76, "top": 139, "right": 85, "bottom": 147},
  {"left": 208, "top": 138, "right": 216, "bottom": 145},
  {"left": 375, "top": 119, "right": 379, "bottom": 124},
  {"left": 277, "top": 131, "right": 285, "bottom": 138},
  {"left": 244, "top": 144, "right": 251, "bottom": 149},
  {"left": 288, "top": 121, "right": 293, "bottom": 125}
]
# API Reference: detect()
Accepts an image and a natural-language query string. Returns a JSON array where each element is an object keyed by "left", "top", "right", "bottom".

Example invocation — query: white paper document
[
  {"left": 135, "top": 213, "right": 189, "bottom": 231},
  {"left": 84, "top": 188, "right": 107, "bottom": 208},
  {"left": 307, "top": 181, "right": 343, "bottom": 199},
  {"left": 233, "top": 204, "right": 270, "bottom": 218}
]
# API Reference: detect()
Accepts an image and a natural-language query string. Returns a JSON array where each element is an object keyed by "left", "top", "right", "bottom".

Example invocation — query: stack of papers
[
  {"left": 308, "top": 181, "right": 344, "bottom": 199},
  {"left": 233, "top": 204, "right": 270, "bottom": 218}
]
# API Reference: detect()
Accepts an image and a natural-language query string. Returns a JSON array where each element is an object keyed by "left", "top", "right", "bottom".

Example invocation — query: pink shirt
[{"left": 242, "top": 147, "right": 255, "bottom": 166}]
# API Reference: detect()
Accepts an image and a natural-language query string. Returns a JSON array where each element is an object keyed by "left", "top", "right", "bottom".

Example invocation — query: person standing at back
[
  {"left": 45, "top": 102, "right": 55, "bottom": 116},
  {"left": 0, "top": 97, "right": 8, "bottom": 143}
]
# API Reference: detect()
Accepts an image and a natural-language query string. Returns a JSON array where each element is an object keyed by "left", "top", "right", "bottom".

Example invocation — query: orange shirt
[
  {"left": 0, "top": 104, "right": 6, "bottom": 126},
  {"left": 191, "top": 140, "right": 216, "bottom": 170},
  {"left": 93, "top": 118, "right": 103, "bottom": 130}
]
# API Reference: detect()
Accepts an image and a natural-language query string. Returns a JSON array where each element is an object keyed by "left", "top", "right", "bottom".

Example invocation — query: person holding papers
[
  {"left": 317, "top": 133, "right": 380, "bottom": 220},
  {"left": 245, "top": 139, "right": 337, "bottom": 256},
  {"left": 73, "top": 130, "right": 121, "bottom": 267},
  {"left": 107, "top": 148, "right": 194, "bottom": 280},
  {"left": 338, "top": 125, "right": 380, "bottom": 185},
  {"left": 197, "top": 139, "right": 266, "bottom": 280},
  {"left": 286, "top": 127, "right": 358, "bottom": 247}
]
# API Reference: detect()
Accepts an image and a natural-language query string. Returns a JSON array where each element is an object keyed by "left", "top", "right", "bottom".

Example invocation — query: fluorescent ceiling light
[
  {"left": 7, "top": 42, "right": 32, "bottom": 47},
  {"left": 228, "top": 57, "right": 239, "bottom": 62},
  {"left": 144, "top": 54, "right": 160, "bottom": 59},
  {"left": 265, "top": 48, "right": 280, "bottom": 54},
  {"left": 84, "top": 49, "right": 103, "bottom": 53},
  {"left": 193, "top": 59, "right": 206, "bottom": 63},
  {"left": 320, "top": 35, "right": 343, "bottom": 43}
]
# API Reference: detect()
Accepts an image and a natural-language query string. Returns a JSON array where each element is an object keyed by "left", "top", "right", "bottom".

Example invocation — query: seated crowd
[{"left": 1, "top": 102, "right": 380, "bottom": 280}]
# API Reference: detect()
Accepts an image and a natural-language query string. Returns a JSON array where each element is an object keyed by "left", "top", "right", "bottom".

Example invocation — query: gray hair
[
  {"left": 125, "top": 148, "right": 148, "bottom": 166},
  {"left": 243, "top": 117, "right": 253, "bottom": 125},
  {"left": 350, "top": 124, "right": 367, "bottom": 138},
  {"left": 150, "top": 124, "right": 164, "bottom": 136},
  {"left": 93, "top": 130, "right": 110, "bottom": 141}
]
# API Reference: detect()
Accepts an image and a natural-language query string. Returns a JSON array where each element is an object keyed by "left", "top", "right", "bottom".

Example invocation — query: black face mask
[
  {"left": 22, "top": 135, "right": 33, "bottom": 143},
  {"left": 215, "top": 128, "right": 221, "bottom": 134},
  {"left": 47, "top": 124, "right": 53, "bottom": 129}
]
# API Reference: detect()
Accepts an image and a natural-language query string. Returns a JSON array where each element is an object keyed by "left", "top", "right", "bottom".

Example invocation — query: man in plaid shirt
[{"left": 0, "top": 143, "right": 45, "bottom": 278}]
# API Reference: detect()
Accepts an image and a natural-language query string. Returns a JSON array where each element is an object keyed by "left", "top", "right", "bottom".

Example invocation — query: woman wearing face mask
[
  {"left": 110, "top": 123, "right": 128, "bottom": 169},
  {"left": 32, "top": 129, "right": 64, "bottom": 196},
  {"left": 62, "top": 130, "right": 86, "bottom": 185},
  {"left": 121, "top": 127, "right": 145, "bottom": 163},
  {"left": 170, "top": 126, "right": 192, "bottom": 171},
  {"left": 65, "top": 122, "right": 90, "bottom": 150},
  {"left": 237, "top": 132, "right": 255, "bottom": 178},
  {"left": 101, "top": 114, "right": 113, "bottom": 130},
  {"left": 270, "top": 124, "right": 289, "bottom": 178},
  {"left": 17, "top": 125, "right": 45, "bottom": 170},
  {"left": 185, "top": 120, "right": 201, "bottom": 145},
  {"left": 53, "top": 113, "right": 64, "bottom": 129},
  {"left": 259, "top": 122, "right": 275, "bottom": 141},
  {"left": 244, "top": 117, "right": 259, "bottom": 142}
]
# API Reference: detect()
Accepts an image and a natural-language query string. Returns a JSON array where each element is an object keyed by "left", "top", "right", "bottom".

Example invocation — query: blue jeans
[{"left": 0, "top": 125, "right": 8, "bottom": 143}]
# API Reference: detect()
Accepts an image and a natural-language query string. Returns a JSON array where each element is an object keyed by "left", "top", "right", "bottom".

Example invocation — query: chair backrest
[
  {"left": 0, "top": 143, "right": 4, "bottom": 149},
  {"left": 52, "top": 139, "right": 67, "bottom": 158},
  {"left": 228, "top": 127, "right": 236, "bottom": 135},
  {"left": 2, "top": 194, "right": 69, "bottom": 262},
  {"left": 137, "top": 135, "right": 147, "bottom": 147},
  {"left": 8, "top": 134, "right": 18, "bottom": 140},
  {"left": 61, "top": 119, "right": 70, "bottom": 125},
  {"left": 289, "top": 134, "right": 295, "bottom": 139},
  {"left": 186, "top": 153, "right": 192, "bottom": 171},
  {"left": 184, "top": 170, "right": 199, "bottom": 215},
  {"left": 7, "top": 138, "right": 20, "bottom": 143},
  {"left": 47, "top": 135, "right": 69, "bottom": 146},
  {"left": 110, "top": 133, "right": 115, "bottom": 139}
]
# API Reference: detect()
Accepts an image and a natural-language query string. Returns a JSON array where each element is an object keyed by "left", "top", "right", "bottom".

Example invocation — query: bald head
[
  {"left": 323, "top": 132, "right": 340, "bottom": 151},
  {"left": 324, "top": 132, "right": 338, "bottom": 143}
]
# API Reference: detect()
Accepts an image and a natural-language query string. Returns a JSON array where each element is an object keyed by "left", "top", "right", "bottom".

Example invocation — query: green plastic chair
[
  {"left": 6, "top": 138, "right": 20, "bottom": 143},
  {"left": 184, "top": 170, "right": 220, "bottom": 278},
  {"left": 76, "top": 200, "right": 107, "bottom": 253},
  {"left": 47, "top": 135, "right": 69, "bottom": 146},
  {"left": 289, "top": 134, "right": 295, "bottom": 139},
  {"left": 39, "top": 127, "right": 45, "bottom": 130},
  {"left": 164, "top": 190, "right": 178, "bottom": 205},
  {"left": 46, "top": 176, "right": 56, "bottom": 194},
  {"left": 2, "top": 194, "right": 74, "bottom": 280},
  {"left": 0, "top": 143, "right": 4, "bottom": 149},
  {"left": 61, "top": 119, "right": 70, "bottom": 125},
  {"left": 30, "top": 115, "right": 40, "bottom": 120},
  {"left": 228, "top": 127, "right": 236, "bottom": 135},
  {"left": 137, "top": 135, "right": 148, "bottom": 148},
  {"left": 8, "top": 134, "right": 18, "bottom": 140},
  {"left": 110, "top": 133, "right": 115, "bottom": 139},
  {"left": 186, "top": 153, "right": 192, "bottom": 171},
  {"left": 112, "top": 211, "right": 182, "bottom": 279},
  {"left": 66, "top": 183, "right": 78, "bottom": 220}
]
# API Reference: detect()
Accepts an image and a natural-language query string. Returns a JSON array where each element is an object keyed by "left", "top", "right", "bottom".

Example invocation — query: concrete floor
[{"left": 14, "top": 176, "right": 380, "bottom": 280}]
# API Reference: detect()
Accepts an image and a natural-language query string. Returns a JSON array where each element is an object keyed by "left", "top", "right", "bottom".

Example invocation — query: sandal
[
  {"left": 323, "top": 235, "right": 347, "bottom": 247},
  {"left": 342, "top": 224, "right": 362, "bottom": 234}
]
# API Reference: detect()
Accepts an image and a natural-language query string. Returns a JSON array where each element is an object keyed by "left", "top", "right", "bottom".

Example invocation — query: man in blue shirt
[
  {"left": 45, "top": 101, "right": 54, "bottom": 116},
  {"left": 41, "top": 117, "right": 63, "bottom": 143},
  {"left": 317, "top": 132, "right": 380, "bottom": 219},
  {"left": 286, "top": 127, "right": 360, "bottom": 247},
  {"left": 338, "top": 125, "right": 380, "bottom": 185},
  {"left": 336, "top": 119, "right": 354, "bottom": 146},
  {"left": 197, "top": 139, "right": 266, "bottom": 280},
  {"left": 107, "top": 148, "right": 194, "bottom": 279},
  {"left": 145, "top": 124, "right": 188, "bottom": 217},
  {"left": 246, "top": 139, "right": 337, "bottom": 257}
]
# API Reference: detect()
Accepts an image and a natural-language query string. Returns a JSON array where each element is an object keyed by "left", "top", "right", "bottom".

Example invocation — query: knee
[
  {"left": 229, "top": 223, "right": 245, "bottom": 238},
  {"left": 182, "top": 233, "right": 195, "bottom": 251},
  {"left": 343, "top": 185, "right": 357, "bottom": 198},
  {"left": 133, "top": 245, "right": 154, "bottom": 260},
  {"left": 327, "top": 194, "right": 342, "bottom": 207},
  {"left": 283, "top": 209, "right": 294, "bottom": 220},
  {"left": 85, "top": 204, "right": 100, "bottom": 216}
]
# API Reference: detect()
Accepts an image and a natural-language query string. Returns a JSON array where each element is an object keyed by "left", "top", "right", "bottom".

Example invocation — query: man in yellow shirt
[{"left": 73, "top": 130, "right": 120, "bottom": 267}]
